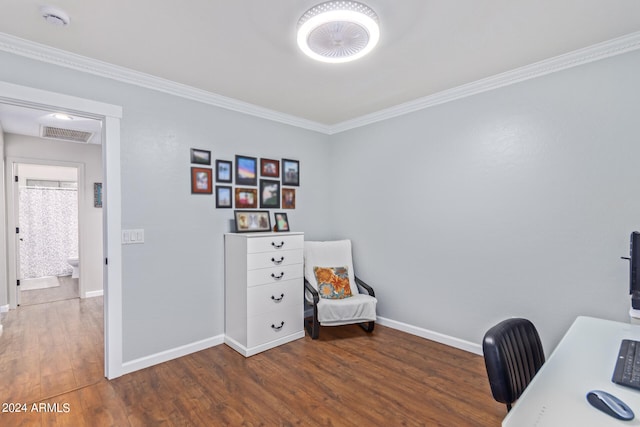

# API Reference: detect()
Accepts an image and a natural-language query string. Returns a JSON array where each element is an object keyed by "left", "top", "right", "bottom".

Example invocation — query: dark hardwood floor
[
  {"left": 0, "top": 297, "right": 104, "bottom": 404},
  {"left": 0, "top": 298, "right": 505, "bottom": 426}
]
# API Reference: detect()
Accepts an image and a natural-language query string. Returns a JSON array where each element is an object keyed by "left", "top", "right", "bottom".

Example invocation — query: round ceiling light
[
  {"left": 52, "top": 113, "right": 74, "bottom": 120},
  {"left": 297, "top": 1, "right": 379, "bottom": 64}
]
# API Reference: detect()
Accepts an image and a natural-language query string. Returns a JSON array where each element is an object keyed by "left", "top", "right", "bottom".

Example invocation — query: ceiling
[
  {"left": 0, "top": 103, "right": 103, "bottom": 144},
  {"left": 1, "top": 1, "right": 640, "bottom": 128}
]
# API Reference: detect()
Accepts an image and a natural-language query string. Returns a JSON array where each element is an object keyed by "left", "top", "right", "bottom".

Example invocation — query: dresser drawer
[
  {"left": 247, "top": 305, "right": 303, "bottom": 348},
  {"left": 247, "top": 264, "right": 303, "bottom": 287},
  {"left": 247, "top": 249, "right": 303, "bottom": 270},
  {"left": 248, "top": 280, "right": 302, "bottom": 316},
  {"left": 247, "top": 234, "right": 303, "bottom": 254}
]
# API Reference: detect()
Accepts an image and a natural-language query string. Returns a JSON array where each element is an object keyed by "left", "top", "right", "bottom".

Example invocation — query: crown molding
[
  {"left": 1, "top": 31, "right": 639, "bottom": 136},
  {"left": 0, "top": 32, "right": 332, "bottom": 134},
  {"left": 329, "top": 31, "right": 640, "bottom": 134}
]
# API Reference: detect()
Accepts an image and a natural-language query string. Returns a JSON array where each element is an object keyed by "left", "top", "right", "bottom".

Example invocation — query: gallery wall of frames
[{"left": 189, "top": 148, "right": 299, "bottom": 232}]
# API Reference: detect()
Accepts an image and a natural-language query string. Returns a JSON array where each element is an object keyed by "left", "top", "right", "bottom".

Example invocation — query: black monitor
[{"left": 625, "top": 232, "right": 640, "bottom": 309}]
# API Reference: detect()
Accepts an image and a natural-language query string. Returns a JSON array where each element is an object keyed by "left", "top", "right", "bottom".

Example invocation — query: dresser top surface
[{"left": 225, "top": 232, "right": 304, "bottom": 238}]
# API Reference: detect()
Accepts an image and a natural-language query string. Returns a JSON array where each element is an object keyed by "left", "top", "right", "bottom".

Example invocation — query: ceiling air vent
[{"left": 41, "top": 126, "right": 93, "bottom": 143}]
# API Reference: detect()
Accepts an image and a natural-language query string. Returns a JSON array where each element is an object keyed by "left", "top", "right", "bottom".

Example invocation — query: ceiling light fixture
[
  {"left": 40, "top": 5, "right": 70, "bottom": 27},
  {"left": 297, "top": 1, "right": 379, "bottom": 64},
  {"left": 52, "top": 113, "right": 74, "bottom": 120}
]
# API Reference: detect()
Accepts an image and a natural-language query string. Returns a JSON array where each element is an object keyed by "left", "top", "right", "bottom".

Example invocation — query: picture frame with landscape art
[
  {"left": 235, "top": 155, "right": 257, "bottom": 186},
  {"left": 216, "top": 186, "right": 232, "bottom": 208},
  {"left": 216, "top": 160, "right": 232, "bottom": 183},
  {"left": 282, "top": 159, "right": 299, "bottom": 186},
  {"left": 191, "top": 167, "right": 212, "bottom": 194},
  {"left": 234, "top": 210, "right": 271, "bottom": 233},
  {"left": 235, "top": 187, "right": 257, "bottom": 209},
  {"left": 260, "top": 179, "right": 280, "bottom": 209},
  {"left": 190, "top": 148, "right": 211, "bottom": 165}
]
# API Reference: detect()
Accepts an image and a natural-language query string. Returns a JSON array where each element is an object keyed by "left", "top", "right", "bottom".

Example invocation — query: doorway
[
  {"left": 16, "top": 163, "right": 80, "bottom": 306},
  {"left": 0, "top": 81, "right": 123, "bottom": 379}
]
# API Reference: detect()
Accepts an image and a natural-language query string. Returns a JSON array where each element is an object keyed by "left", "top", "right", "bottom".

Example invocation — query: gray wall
[
  {"left": 328, "top": 50, "right": 640, "bottom": 351},
  {"left": 2, "top": 46, "right": 640, "bottom": 362},
  {"left": 0, "top": 52, "right": 332, "bottom": 361}
]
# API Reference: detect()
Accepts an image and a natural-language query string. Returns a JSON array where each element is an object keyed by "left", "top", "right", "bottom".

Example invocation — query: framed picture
[
  {"left": 94, "top": 182, "right": 103, "bottom": 208},
  {"left": 215, "top": 186, "right": 232, "bottom": 208},
  {"left": 282, "top": 188, "right": 296, "bottom": 209},
  {"left": 234, "top": 210, "right": 271, "bottom": 233},
  {"left": 235, "top": 187, "right": 257, "bottom": 209},
  {"left": 191, "top": 167, "right": 212, "bottom": 194},
  {"left": 235, "top": 155, "right": 257, "bottom": 186},
  {"left": 216, "top": 160, "right": 232, "bottom": 183},
  {"left": 260, "top": 158, "right": 280, "bottom": 178},
  {"left": 260, "top": 179, "right": 280, "bottom": 209},
  {"left": 274, "top": 212, "right": 290, "bottom": 232},
  {"left": 282, "top": 159, "right": 300, "bottom": 186},
  {"left": 191, "top": 148, "right": 211, "bottom": 165}
]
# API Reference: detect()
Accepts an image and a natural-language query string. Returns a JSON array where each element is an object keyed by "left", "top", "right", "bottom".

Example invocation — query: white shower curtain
[{"left": 19, "top": 187, "right": 78, "bottom": 279}]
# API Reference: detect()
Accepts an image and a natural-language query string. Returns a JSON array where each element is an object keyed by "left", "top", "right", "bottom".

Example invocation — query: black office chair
[{"left": 482, "top": 318, "right": 545, "bottom": 412}]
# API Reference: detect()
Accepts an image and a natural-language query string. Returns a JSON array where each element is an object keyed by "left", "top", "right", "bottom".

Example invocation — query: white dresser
[{"left": 224, "top": 232, "right": 304, "bottom": 357}]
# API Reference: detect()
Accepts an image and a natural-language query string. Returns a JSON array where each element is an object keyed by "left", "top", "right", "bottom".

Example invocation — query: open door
[{"left": 12, "top": 162, "right": 21, "bottom": 307}]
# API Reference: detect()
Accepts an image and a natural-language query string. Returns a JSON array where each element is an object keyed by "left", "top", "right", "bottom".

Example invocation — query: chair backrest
[
  {"left": 482, "top": 318, "right": 545, "bottom": 410},
  {"left": 304, "top": 240, "right": 359, "bottom": 295}
]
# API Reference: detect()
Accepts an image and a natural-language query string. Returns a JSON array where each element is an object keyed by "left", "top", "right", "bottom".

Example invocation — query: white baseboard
[
  {"left": 84, "top": 290, "right": 104, "bottom": 298},
  {"left": 0, "top": 304, "right": 9, "bottom": 313},
  {"left": 224, "top": 331, "right": 305, "bottom": 357},
  {"left": 121, "top": 334, "right": 225, "bottom": 376},
  {"left": 117, "top": 320, "right": 478, "bottom": 377},
  {"left": 376, "top": 316, "right": 482, "bottom": 356}
]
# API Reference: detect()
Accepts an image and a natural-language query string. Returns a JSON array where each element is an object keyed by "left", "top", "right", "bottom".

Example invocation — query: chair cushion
[
  {"left": 314, "top": 266, "right": 353, "bottom": 299},
  {"left": 317, "top": 294, "right": 377, "bottom": 326},
  {"left": 304, "top": 240, "right": 359, "bottom": 295}
]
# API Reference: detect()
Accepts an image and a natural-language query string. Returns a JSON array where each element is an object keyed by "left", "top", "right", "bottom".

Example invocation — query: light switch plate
[{"left": 122, "top": 229, "right": 144, "bottom": 244}]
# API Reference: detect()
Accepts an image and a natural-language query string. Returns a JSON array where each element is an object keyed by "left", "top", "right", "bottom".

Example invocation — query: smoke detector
[{"left": 40, "top": 6, "right": 70, "bottom": 27}]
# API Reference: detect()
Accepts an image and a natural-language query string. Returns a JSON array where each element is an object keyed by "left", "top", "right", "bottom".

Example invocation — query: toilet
[{"left": 67, "top": 257, "right": 79, "bottom": 279}]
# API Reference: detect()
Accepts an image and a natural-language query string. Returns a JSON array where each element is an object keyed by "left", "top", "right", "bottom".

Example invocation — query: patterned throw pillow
[{"left": 313, "top": 266, "right": 353, "bottom": 299}]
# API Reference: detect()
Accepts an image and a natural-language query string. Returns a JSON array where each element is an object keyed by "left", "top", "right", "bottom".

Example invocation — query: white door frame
[
  {"left": 8, "top": 160, "right": 85, "bottom": 303},
  {"left": 0, "top": 81, "right": 123, "bottom": 379}
]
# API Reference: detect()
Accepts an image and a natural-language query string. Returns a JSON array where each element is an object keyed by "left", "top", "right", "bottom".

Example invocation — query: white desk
[{"left": 503, "top": 316, "right": 640, "bottom": 427}]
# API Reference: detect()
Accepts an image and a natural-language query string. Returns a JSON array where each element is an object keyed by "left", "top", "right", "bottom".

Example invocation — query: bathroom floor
[{"left": 20, "top": 275, "right": 79, "bottom": 306}]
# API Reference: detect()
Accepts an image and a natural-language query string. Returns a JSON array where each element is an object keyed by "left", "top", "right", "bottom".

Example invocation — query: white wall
[
  {"left": 4, "top": 134, "right": 103, "bottom": 297},
  {"left": 0, "top": 51, "right": 332, "bottom": 363},
  {"left": 328, "top": 49, "right": 640, "bottom": 352}
]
